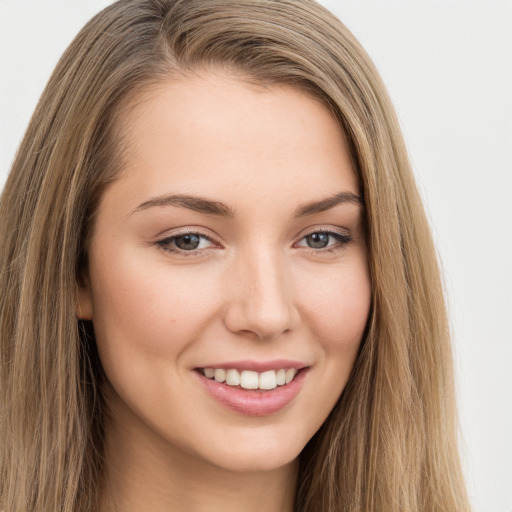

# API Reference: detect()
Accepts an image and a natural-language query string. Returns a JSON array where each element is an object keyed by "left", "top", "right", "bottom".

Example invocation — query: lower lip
[{"left": 196, "top": 369, "right": 308, "bottom": 416}]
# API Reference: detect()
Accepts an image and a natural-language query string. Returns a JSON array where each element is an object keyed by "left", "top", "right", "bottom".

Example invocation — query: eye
[
  {"left": 303, "top": 232, "right": 330, "bottom": 249},
  {"left": 295, "top": 230, "right": 352, "bottom": 250},
  {"left": 173, "top": 233, "right": 205, "bottom": 250},
  {"left": 156, "top": 232, "right": 216, "bottom": 254}
]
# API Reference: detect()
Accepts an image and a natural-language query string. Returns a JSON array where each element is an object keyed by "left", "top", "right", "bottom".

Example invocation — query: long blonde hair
[{"left": 0, "top": 1, "right": 470, "bottom": 510}]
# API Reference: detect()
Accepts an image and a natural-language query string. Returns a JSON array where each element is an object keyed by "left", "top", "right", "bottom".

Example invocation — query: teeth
[
  {"left": 259, "top": 370, "right": 277, "bottom": 390},
  {"left": 214, "top": 369, "right": 226, "bottom": 383},
  {"left": 225, "top": 369, "right": 241, "bottom": 386},
  {"left": 202, "top": 367, "right": 299, "bottom": 389},
  {"left": 204, "top": 368, "right": 215, "bottom": 379},
  {"left": 285, "top": 368, "right": 297, "bottom": 384},
  {"left": 240, "top": 370, "right": 259, "bottom": 389}
]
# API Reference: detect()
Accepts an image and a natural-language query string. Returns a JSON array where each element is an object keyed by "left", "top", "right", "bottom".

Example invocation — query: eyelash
[
  {"left": 155, "top": 228, "right": 353, "bottom": 256},
  {"left": 156, "top": 230, "right": 216, "bottom": 257},
  {"left": 295, "top": 229, "right": 353, "bottom": 253}
]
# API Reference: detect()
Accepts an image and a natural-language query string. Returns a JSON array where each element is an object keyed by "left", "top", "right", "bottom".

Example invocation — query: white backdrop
[{"left": 1, "top": 2, "right": 511, "bottom": 511}]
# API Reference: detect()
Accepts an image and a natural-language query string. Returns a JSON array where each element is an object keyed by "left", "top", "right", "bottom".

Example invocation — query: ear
[{"left": 75, "top": 274, "right": 93, "bottom": 321}]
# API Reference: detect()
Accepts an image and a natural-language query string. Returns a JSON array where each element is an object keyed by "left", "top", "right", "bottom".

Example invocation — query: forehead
[{"left": 107, "top": 71, "right": 359, "bottom": 216}]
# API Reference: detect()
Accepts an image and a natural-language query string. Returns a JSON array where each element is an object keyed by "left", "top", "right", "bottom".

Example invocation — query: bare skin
[
  {"left": 100, "top": 386, "right": 298, "bottom": 512},
  {"left": 80, "top": 71, "right": 371, "bottom": 511}
]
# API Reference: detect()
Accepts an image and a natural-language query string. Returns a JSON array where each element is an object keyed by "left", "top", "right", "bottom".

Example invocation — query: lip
[{"left": 196, "top": 366, "right": 309, "bottom": 417}]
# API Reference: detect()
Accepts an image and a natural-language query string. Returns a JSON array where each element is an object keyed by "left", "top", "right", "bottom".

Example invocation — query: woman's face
[{"left": 79, "top": 72, "right": 371, "bottom": 473}]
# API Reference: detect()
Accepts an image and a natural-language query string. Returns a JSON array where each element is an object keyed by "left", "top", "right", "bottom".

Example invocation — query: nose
[{"left": 223, "top": 248, "right": 300, "bottom": 341}]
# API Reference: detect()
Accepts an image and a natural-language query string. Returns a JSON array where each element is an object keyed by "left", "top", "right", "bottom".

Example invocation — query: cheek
[
  {"left": 286, "top": 257, "right": 371, "bottom": 438},
  {"left": 297, "top": 257, "right": 371, "bottom": 353},
  {"left": 88, "top": 247, "right": 223, "bottom": 369}
]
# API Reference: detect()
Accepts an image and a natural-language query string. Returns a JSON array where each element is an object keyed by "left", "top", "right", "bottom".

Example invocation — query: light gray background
[{"left": 1, "top": 2, "right": 511, "bottom": 511}]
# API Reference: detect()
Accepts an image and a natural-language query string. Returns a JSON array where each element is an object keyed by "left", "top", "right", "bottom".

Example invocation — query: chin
[{"left": 191, "top": 427, "right": 309, "bottom": 474}]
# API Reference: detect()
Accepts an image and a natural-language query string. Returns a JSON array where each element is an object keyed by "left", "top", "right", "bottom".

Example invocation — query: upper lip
[{"left": 195, "top": 359, "right": 309, "bottom": 372}]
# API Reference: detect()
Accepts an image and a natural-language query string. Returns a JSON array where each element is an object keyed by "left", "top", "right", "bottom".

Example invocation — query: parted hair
[{"left": 0, "top": 1, "right": 470, "bottom": 510}]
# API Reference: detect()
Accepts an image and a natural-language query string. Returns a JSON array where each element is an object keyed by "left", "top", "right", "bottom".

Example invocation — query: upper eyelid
[
  {"left": 296, "top": 225, "right": 351, "bottom": 239},
  {"left": 157, "top": 227, "right": 218, "bottom": 242}
]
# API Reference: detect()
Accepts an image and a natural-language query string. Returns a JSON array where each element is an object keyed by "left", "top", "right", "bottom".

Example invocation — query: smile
[
  {"left": 201, "top": 367, "right": 298, "bottom": 390},
  {"left": 196, "top": 363, "right": 309, "bottom": 416}
]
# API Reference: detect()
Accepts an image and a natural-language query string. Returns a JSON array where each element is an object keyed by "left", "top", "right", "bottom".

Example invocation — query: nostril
[
  {"left": 222, "top": 257, "right": 300, "bottom": 339},
  {"left": 223, "top": 303, "right": 298, "bottom": 341}
]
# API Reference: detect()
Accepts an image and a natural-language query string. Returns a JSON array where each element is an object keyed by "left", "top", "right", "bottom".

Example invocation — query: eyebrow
[
  {"left": 294, "top": 191, "right": 364, "bottom": 217},
  {"left": 133, "top": 194, "right": 235, "bottom": 217},
  {"left": 132, "top": 190, "right": 363, "bottom": 218}
]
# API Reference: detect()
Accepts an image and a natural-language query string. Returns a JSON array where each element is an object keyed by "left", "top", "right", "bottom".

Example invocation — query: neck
[{"left": 99, "top": 399, "right": 298, "bottom": 512}]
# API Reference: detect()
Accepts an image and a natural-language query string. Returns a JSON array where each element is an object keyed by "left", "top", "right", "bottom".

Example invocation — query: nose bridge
[{"left": 224, "top": 243, "right": 298, "bottom": 340}]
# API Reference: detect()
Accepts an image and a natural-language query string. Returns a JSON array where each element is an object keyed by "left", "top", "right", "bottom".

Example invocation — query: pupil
[
  {"left": 175, "top": 234, "right": 200, "bottom": 250},
  {"left": 307, "top": 232, "right": 329, "bottom": 248}
]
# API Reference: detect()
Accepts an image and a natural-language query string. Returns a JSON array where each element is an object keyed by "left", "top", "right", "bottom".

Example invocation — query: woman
[{"left": 0, "top": 0, "right": 471, "bottom": 510}]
